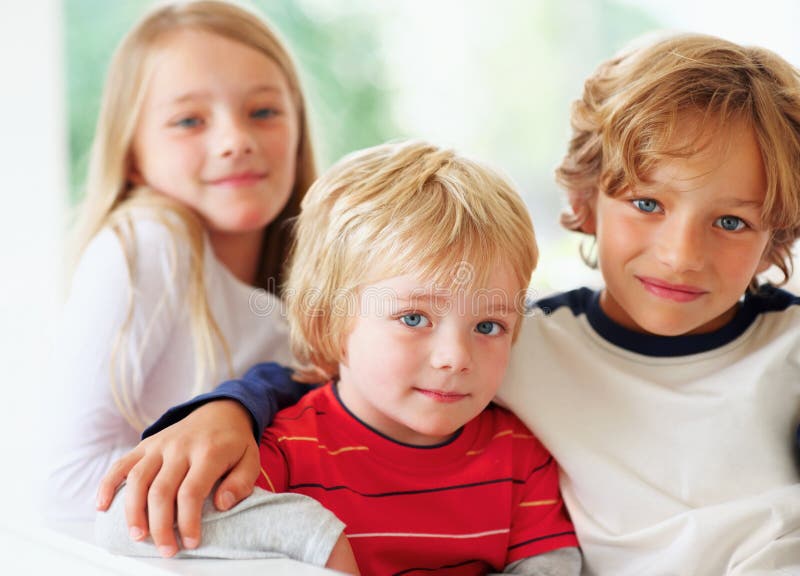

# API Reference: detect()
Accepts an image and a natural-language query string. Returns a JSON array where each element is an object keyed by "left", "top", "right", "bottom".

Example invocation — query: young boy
[
  {"left": 98, "top": 140, "right": 581, "bottom": 575},
  {"left": 99, "top": 33, "right": 800, "bottom": 574}
]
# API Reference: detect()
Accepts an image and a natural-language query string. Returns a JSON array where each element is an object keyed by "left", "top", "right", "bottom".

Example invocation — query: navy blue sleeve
[{"left": 142, "top": 362, "right": 316, "bottom": 440}]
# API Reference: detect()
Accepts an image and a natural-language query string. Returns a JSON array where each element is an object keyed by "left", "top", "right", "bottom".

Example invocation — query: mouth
[
  {"left": 413, "top": 388, "right": 469, "bottom": 403},
  {"left": 207, "top": 172, "right": 267, "bottom": 187},
  {"left": 636, "top": 276, "right": 708, "bottom": 303}
]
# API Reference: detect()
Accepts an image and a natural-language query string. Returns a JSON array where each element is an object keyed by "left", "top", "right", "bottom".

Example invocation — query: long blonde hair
[
  {"left": 556, "top": 33, "right": 800, "bottom": 285},
  {"left": 71, "top": 0, "right": 317, "bottom": 431}
]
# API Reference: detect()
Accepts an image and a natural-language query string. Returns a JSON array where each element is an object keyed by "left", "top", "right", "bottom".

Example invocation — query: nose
[
  {"left": 654, "top": 217, "right": 705, "bottom": 273},
  {"left": 430, "top": 326, "right": 473, "bottom": 374},
  {"left": 216, "top": 116, "right": 254, "bottom": 159}
]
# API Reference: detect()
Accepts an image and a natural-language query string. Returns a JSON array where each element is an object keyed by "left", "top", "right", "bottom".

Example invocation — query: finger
[
  {"left": 213, "top": 441, "right": 260, "bottom": 511},
  {"left": 175, "top": 457, "right": 232, "bottom": 549},
  {"left": 123, "top": 454, "right": 163, "bottom": 542},
  {"left": 147, "top": 456, "right": 191, "bottom": 557},
  {"left": 96, "top": 450, "right": 142, "bottom": 510}
]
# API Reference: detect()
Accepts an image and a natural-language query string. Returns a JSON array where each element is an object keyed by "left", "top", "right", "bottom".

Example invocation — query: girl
[{"left": 46, "top": 0, "right": 316, "bottom": 523}]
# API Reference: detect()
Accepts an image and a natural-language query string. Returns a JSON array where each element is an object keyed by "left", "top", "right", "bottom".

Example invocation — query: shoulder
[
  {"left": 266, "top": 384, "right": 330, "bottom": 435},
  {"left": 511, "top": 288, "right": 596, "bottom": 352},
  {"left": 476, "top": 404, "right": 550, "bottom": 457},
  {"left": 531, "top": 287, "right": 596, "bottom": 318},
  {"left": 76, "top": 213, "right": 193, "bottom": 281},
  {"left": 67, "top": 213, "right": 197, "bottom": 323},
  {"left": 745, "top": 284, "right": 800, "bottom": 314}
]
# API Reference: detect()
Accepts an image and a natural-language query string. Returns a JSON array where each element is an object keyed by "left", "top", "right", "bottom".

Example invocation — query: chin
[
  {"left": 414, "top": 417, "right": 465, "bottom": 440},
  {"left": 639, "top": 316, "right": 701, "bottom": 337},
  {"left": 217, "top": 210, "right": 278, "bottom": 233}
]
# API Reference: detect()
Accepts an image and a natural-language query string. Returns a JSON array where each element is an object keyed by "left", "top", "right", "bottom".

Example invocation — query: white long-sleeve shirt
[
  {"left": 500, "top": 287, "right": 800, "bottom": 575},
  {"left": 46, "top": 216, "right": 292, "bottom": 521}
]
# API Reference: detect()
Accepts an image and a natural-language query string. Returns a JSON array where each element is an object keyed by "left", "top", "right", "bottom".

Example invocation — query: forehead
[
  {"left": 144, "top": 29, "right": 289, "bottom": 104},
  {"left": 644, "top": 115, "right": 766, "bottom": 203},
  {"left": 364, "top": 262, "right": 523, "bottom": 299}
]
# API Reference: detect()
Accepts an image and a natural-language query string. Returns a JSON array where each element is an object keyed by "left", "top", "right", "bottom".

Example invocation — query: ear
[
  {"left": 580, "top": 209, "right": 597, "bottom": 235},
  {"left": 569, "top": 195, "right": 597, "bottom": 235},
  {"left": 126, "top": 148, "right": 146, "bottom": 187},
  {"left": 128, "top": 161, "right": 145, "bottom": 187},
  {"left": 755, "top": 255, "right": 773, "bottom": 275}
]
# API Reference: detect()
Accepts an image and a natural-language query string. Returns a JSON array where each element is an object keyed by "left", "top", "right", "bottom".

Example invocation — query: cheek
[
  {"left": 345, "top": 326, "right": 404, "bottom": 373},
  {"left": 715, "top": 238, "right": 771, "bottom": 280},
  {"left": 478, "top": 342, "right": 512, "bottom": 391},
  {"left": 139, "top": 138, "right": 201, "bottom": 183},
  {"left": 597, "top": 212, "right": 641, "bottom": 265},
  {"left": 262, "top": 122, "right": 299, "bottom": 168}
]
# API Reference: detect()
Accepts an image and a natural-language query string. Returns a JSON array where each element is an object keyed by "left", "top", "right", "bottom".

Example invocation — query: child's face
[
  {"left": 594, "top": 118, "right": 771, "bottom": 335},
  {"left": 130, "top": 30, "right": 299, "bottom": 236},
  {"left": 337, "top": 263, "right": 521, "bottom": 446}
]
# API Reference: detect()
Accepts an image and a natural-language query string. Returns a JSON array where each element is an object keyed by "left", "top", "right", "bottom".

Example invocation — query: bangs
[{"left": 355, "top": 178, "right": 530, "bottom": 293}]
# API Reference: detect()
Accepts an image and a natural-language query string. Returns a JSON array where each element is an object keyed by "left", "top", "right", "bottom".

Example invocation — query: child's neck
[{"left": 207, "top": 229, "right": 263, "bottom": 286}]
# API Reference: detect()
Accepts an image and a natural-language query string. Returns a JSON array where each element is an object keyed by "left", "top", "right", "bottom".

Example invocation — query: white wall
[{"left": 0, "top": 0, "right": 67, "bottom": 530}]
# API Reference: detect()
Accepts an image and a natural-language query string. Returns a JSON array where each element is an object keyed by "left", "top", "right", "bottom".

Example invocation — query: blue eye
[
  {"left": 632, "top": 198, "right": 660, "bottom": 213},
  {"left": 400, "top": 313, "right": 429, "bottom": 328},
  {"left": 715, "top": 215, "right": 746, "bottom": 232},
  {"left": 476, "top": 321, "right": 502, "bottom": 336},
  {"left": 252, "top": 107, "right": 278, "bottom": 119},
  {"left": 174, "top": 116, "right": 202, "bottom": 128}
]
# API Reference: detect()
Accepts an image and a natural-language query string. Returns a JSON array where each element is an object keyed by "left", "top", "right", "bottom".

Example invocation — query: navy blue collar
[{"left": 537, "top": 285, "right": 798, "bottom": 357}]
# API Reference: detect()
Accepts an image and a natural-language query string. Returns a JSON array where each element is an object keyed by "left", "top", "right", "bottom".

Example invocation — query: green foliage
[
  {"left": 64, "top": 0, "right": 150, "bottom": 203},
  {"left": 252, "top": 1, "right": 400, "bottom": 167}
]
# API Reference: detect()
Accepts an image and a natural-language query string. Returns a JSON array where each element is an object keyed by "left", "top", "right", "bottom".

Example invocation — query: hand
[
  {"left": 96, "top": 400, "right": 259, "bottom": 557},
  {"left": 325, "top": 534, "right": 360, "bottom": 575}
]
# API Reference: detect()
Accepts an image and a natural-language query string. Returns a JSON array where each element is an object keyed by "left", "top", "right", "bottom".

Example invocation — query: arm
[
  {"left": 96, "top": 486, "right": 348, "bottom": 567},
  {"left": 495, "top": 548, "right": 582, "bottom": 575},
  {"left": 142, "top": 362, "right": 312, "bottom": 441},
  {"left": 96, "top": 363, "right": 315, "bottom": 556},
  {"left": 46, "top": 221, "right": 184, "bottom": 521},
  {"left": 504, "top": 419, "right": 580, "bottom": 570}
]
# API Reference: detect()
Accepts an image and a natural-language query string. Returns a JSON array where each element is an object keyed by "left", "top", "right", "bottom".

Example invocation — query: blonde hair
[
  {"left": 556, "top": 32, "right": 800, "bottom": 284},
  {"left": 71, "top": 0, "right": 317, "bottom": 431},
  {"left": 285, "top": 140, "right": 538, "bottom": 380}
]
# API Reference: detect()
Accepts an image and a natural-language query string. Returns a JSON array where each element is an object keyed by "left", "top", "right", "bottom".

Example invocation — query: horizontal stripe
[
  {"left": 348, "top": 528, "right": 509, "bottom": 540},
  {"left": 273, "top": 405, "right": 324, "bottom": 422},
  {"left": 290, "top": 476, "right": 525, "bottom": 498},
  {"left": 519, "top": 499, "right": 558, "bottom": 507},
  {"left": 508, "top": 530, "right": 577, "bottom": 551},
  {"left": 393, "top": 558, "right": 483, "bottom": 576},
  {"left": 467, "top": 429, "right": 536, "bottom": 456},
  {"left": 276, "top": 435, "right": 318, "bottom": 443},
  {"left": 319, "top": 444, "right": 369, "bottom": 456},
  {"left": 274, "top": 435, "right": 369, "bottom": 456}
]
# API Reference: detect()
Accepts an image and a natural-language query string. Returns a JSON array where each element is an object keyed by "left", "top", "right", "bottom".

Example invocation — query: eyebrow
[
  {"left": 632, "top": 185, "right": 764, "bottom": 209},
  {"left": 394, "top": 295, "right": 515, "bottom": 315},
  {"left": 723, "top": 199, "right": 763, "bottom": 208}
]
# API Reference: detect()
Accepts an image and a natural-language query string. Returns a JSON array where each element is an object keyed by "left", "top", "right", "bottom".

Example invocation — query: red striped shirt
[{"left": 257, "top": 383, "right": 577, "bottom": 575}]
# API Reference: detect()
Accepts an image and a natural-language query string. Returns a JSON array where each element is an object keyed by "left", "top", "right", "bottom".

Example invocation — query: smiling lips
[
  {"left": 637, "top": 276, "right": 708, "bottom": 302},
  {"left": 414, "top": 388, "right": 468, "bottom": 403},
  {"left": 207, "top": 171, "right": 267, "bottom": 187}
]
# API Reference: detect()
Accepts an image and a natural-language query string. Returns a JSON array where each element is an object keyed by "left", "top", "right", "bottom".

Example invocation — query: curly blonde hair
[{"left": 556, "top": 32, "right": 800, "bottom": 284}]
